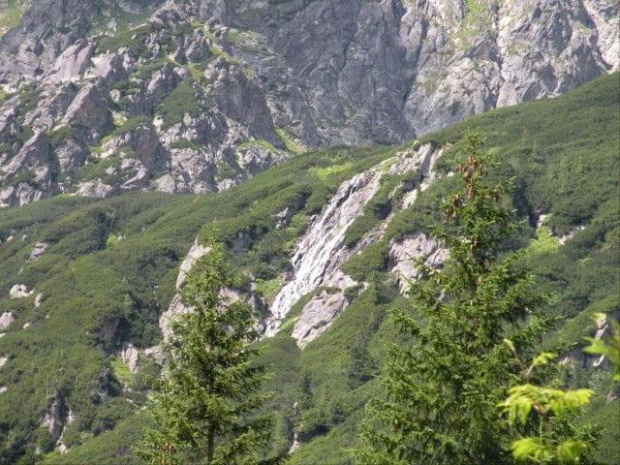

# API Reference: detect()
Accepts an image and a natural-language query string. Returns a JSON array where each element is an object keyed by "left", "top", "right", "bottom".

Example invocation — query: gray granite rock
[{"left": 0, "top": 0, "right": 616, "bottom": 206}]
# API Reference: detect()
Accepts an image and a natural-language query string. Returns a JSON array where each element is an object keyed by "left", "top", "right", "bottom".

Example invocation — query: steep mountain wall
[
  {"left": 232, "top": 0, "right": 618, "bottom": 142},
  {"left": 0, "top": 0, "right": 617, "bottom": 206}
]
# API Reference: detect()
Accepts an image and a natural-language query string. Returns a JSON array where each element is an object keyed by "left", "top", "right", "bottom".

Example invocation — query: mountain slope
[
  {"left": 0, "top": 0, "right": 618, "bottom": 207},
  {"left": 0, "top": 73, "right": 617, "bottom": 464}
]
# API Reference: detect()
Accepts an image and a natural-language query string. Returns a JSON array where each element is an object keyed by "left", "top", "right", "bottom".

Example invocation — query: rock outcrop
[
  {"left": 160, "top": 239, "right": 211, "bottom": 341},
  {"left": 28, "top": 242, "right": 48, "bottom": 263},
  {"left": 560, "top": 313, "right": 616, "bottom": 372},
  {"left": 389, "top": 234, "right": 448, "bottom": 293},
  {"left": 120, "top": 342, "right": 140, "bottom": 374},
  {"left": 9, "top": 284, "right": 33, "bottom": 299},
  {"left": 175, "top": 239, "right": 212, "bottom": 289},
  {"left": 41, "top": 391, "right": 74, "bottom": 454},
  {"left": 268, "top": 142, "right": 443, "bottom": 344},
  {"left": 291, "top": 271, "right": 360, "bottom": 348},
  {"left": 0, "top": 312, "right": 14, "bottom": 331},
  {"left": 235, "top": 0, "right": 618, "bottom": 141}
]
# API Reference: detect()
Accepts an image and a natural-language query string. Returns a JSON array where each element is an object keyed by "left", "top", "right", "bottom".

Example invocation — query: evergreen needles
[
  {"left": 138, "top": 243, "right": 275, "bottom": 465},
  {"left": 356, "top": 132, "right": 549, "bottom": 465}
]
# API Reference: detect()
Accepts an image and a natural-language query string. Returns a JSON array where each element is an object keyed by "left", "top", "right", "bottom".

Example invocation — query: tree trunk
[{"left": 207, "top": 424, "right": 215, "bottom": 464}]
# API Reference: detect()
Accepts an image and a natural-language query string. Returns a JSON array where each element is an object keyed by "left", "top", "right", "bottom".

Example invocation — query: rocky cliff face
[
  {"left": 0, "top": 0, "right": 617, "bottom": 206},
  {"left": 266, "top": 142, "right": 443, "bottom": 347}
]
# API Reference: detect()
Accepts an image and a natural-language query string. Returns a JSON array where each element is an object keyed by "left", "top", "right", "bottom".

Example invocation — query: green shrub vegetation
[
  {"left": 0, "top": 0, "right": 27, "bottom": 36},
  {"left": 97, "top": 24, "right": 153, "bottom": 56},
  {"left": 276, "top": 128, "right": 308, "bottom": 155},
  {"left": 107, "top": 116, "right": 152, "bottom": 140},
  {"left": 157, "top": 81, "right": 204, "bottom": 129},
  {"left": 0, "top": 74, "right": 616, "bottom": 464},
  {"left": 0, "top": 145, "right": 396, "bottom": 463},
  {"left": 357, "top": 133, "right": 593, "bottom": 465}
]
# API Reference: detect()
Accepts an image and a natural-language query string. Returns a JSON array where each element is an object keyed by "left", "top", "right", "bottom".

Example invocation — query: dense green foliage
[
  {"left": 0, "top": 0, "right": 27, "bottom": 36},
  {"left": 0, "top": 74, "right": 617, "bottom": 464},
  {"left": 499, "top": 351, "right": 597, "bottom": 465},
  {"left": 0, "top": 145, "right": 395, "bottom": 464},
  {"left": 264, "top": 74, "right": 619, "bottom": 465},
  {"left": 496, "top": 317, "right": 620, "bottom": 465}
]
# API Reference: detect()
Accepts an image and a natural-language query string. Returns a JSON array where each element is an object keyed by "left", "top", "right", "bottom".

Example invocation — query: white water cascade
[
  {"left": 265, "top": 143, "right": 443, "bottom": 338},
  {"left": 264, "top": 169, "right": 383, "bottom": 335}
]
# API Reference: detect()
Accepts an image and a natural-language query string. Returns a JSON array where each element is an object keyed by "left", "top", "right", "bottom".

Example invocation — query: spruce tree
[
  {"left": 138, "top": 242, "right": 274, "bottom": 465},
  {"left": 357, "top": 132, "right": 547, "bottom": 464}
]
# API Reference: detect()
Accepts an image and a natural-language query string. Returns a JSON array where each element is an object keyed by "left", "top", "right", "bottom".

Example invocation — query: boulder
[
  {"left": 10, "top": 284, "right": 33, "bottom": 299},
  {"left": 28, "top": 242, "right": 49, "bottom": 263}
]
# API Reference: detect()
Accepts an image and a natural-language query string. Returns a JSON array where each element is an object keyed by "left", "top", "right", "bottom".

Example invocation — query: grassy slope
[
  {"left": 0, "top": 73, "right": 617, "bottom": 464},
  {"left": 291, "top": 72, "right": 620, "bottom": 464},
  {"left": 0, "top": 0, "right": 26, "bottom": 36}
]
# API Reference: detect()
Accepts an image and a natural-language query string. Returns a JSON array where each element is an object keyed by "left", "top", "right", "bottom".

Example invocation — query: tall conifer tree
[
  {"left": 357, "top": 132, "right": 547, "bottom": 464},
  {"left": 139, "top": 242, "right": 273, "bottom": 465}
]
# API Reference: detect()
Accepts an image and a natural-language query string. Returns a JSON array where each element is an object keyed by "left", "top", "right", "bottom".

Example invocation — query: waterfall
[{"left": 264, "top": 169, "right": 383, "bottom": 335}]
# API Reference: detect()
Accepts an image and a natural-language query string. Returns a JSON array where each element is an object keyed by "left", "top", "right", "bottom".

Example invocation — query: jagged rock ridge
[{"left": 0, "top": 0, "right": 618, "bottom": 206}]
